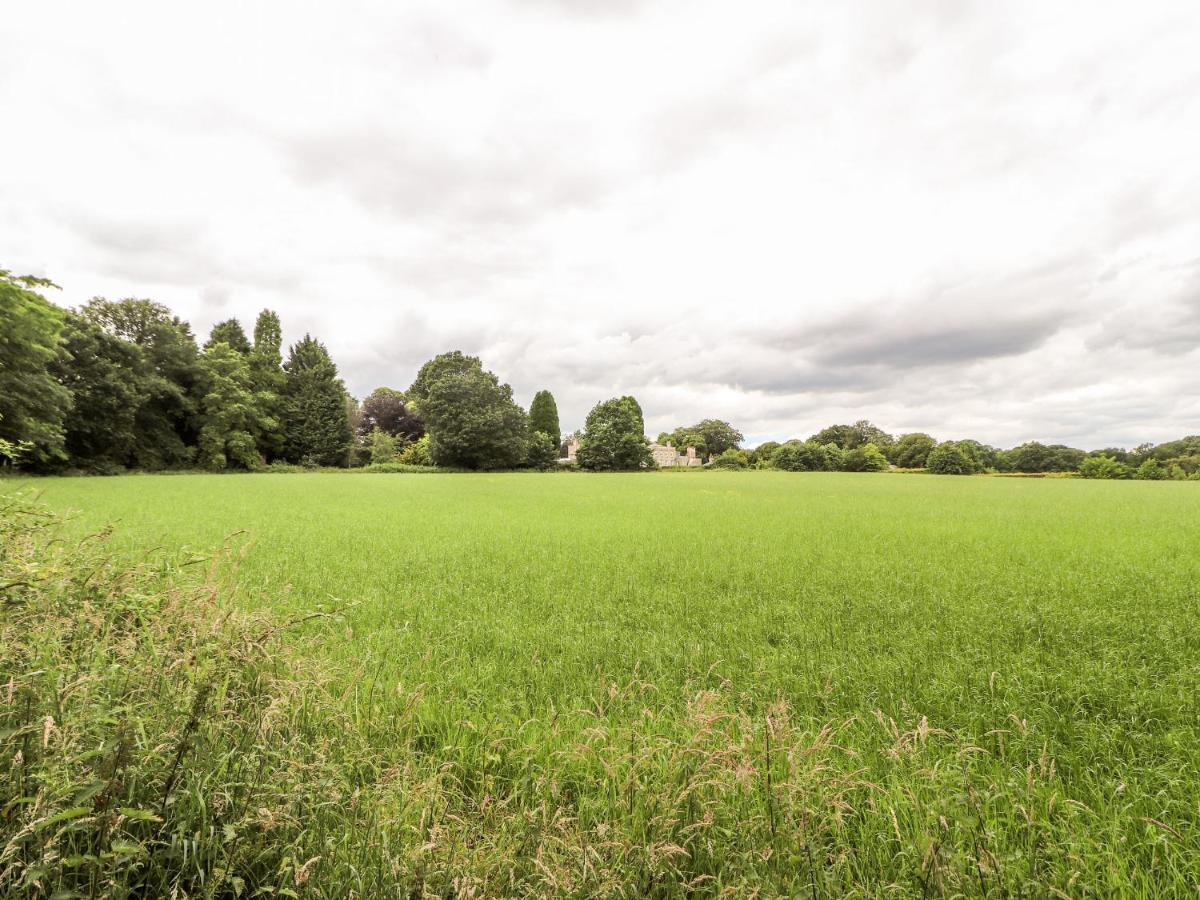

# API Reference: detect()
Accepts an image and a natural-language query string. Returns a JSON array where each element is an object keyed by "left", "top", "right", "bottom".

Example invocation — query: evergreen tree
[
  {"left": 250, "top": 310, "right": 286, "bottom": 460},
  {"left": 0, "top": 269, "right": 71, "bottom": 466},
  {"left": 528, "top": 390, "right": 561, "bottom": 447},
  {"left": 196, "top": 342, "right": 273, "bottom": 470},
  {"left": 281, "top": 335, "right": 352, "bottom": 466},
  {"left": 204, "top": 318, "right": 251, "bottom": 353}
]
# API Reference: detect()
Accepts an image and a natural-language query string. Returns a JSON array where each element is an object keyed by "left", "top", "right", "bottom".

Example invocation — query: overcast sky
[{"left": 4, "top": 1, "right": 1199, "bottom": 448}]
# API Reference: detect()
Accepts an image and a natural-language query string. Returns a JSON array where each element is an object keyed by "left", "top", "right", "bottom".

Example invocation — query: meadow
[{"left": 6, "top": 471, "right": 1200, "bottom": 896}]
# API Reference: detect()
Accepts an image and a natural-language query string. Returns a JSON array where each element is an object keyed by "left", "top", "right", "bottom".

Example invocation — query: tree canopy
[
  {"left": 416, "top": 353, "right": 528, "bottom": 470},
  {"left": 528, "top": 390, "right": 561, "bottom": 447},
  {"left": 577, "top": 396, "right": 652, "bottom": 471},
  {"left": 282, "top": 335, "right": 353, "bottom": 467}
]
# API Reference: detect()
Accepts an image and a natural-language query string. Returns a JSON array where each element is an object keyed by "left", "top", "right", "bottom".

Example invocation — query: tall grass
[{"left": 6, "top": 472, "right": 1200, "bottom": 895}]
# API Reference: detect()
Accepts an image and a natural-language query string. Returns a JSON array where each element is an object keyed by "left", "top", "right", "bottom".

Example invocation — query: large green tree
[
  {"left": 407, "top": 350, "right": 484, "bottom": 408},
  {"left": 528, "top": 390, "right": 561, "bottom": 447},
  {"left": 0, "top": 269, "right": 71, "bottom": 465},
  {"left": 415, "top": 353, "right": 528, "bottom": 470},
  {"left": 204, "top": 318, "right": 251, "bottom": 354},
  {"left": 888, "top": 432, "right": 937, "bottom": 468},
  {"left": 249, "top": 310, "right": 286, "bottom": 460},
  {"left": 281, "top": 335, "right": 353, "bottom": 466},
  {"left": 810, "top": 420, "right": 894, "bottom": 451},
  {"left": 80, "top": 298, "right": 201, "bottom": 468},
  {"left": 577, "top": 396, "right": 652, "bottom": 471},
  {"left": 196, "top": 342, "right": 275, "bottom": 470},
  {"left": 51, "top": 313, "right": 146, "bottom": 471},
  {"left": 660, "top": 419, "right": 743, "bottom": 460}
]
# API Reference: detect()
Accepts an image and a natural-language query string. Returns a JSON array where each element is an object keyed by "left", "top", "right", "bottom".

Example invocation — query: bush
[
  {"left": 709, "top": 448, "right": 749, "bottom": 469},
  {"left": 1078, "top": 455, "right": 1130, "bottom": 479},
  {"left": 927, "top": 442, "right": 977, "bottom": 475},
  {"left": 396, "top": 434, "right": 433, "bottom": 466},
  {"left": 1135, "top": 457, "right": 1168, "bottom": 480},
  {"left": 525, "top": 431, "right": 560, "bottom": 470},
  {"left": 368, "top": 427, "right": 398, "bottom": 464},
  {"left": 771, "top": 442, "right": 837, "bottom": 472}
]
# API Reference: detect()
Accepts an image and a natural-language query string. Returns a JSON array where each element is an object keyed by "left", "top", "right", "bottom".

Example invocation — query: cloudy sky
[{"left": 4, "top": 1, "right": 1199, "bottom": 448}]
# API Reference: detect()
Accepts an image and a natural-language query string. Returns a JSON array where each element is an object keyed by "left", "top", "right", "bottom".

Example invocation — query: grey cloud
[
  {"left": 287, "top": 131, "right": 610, "bottom": 227},
  {"left": 808, "top": 312, "right": 1068, "bottom": 369},
  {"left": 65, "top": 214, "right": 303, "bottom": 294}
]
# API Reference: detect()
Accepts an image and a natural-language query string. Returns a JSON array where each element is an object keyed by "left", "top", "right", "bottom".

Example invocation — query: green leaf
[
  {"left": 118, "top": 807, "right": 162, "bottom": 823},
  {"left": 34, "top": 806, "right": 90, "bottom": 831}
]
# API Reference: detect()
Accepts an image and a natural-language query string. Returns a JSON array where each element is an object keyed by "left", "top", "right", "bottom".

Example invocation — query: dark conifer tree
[
  {"left": 281, "top": 334, "right": 352, "bottom": 466},
  {"left": 528, "top": 390, "right": 561, "bottom": 447}
]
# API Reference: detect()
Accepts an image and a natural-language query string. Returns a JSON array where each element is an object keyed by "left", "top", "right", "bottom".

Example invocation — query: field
[{"left": 11, "top": 471, "right": 1200, "bottom": 895}]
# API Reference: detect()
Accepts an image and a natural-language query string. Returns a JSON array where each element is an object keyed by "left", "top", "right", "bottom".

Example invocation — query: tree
[
  {"left": 811, "top": 420, "right": 893, "bottom": 451},
  {"left": 1003, "top": 442, "right": 1085, "bottom": 473},
  {"left": 658, "top": 419, "right": 744, "bottom": 461},
  {"left": 888, "top": 433, "right": 937, "bottom": 468},
  {"left": 526, "top": 431, "right": 560, "bottom": 470},
  {"left": 0, "top": 269, "right": 71, "bottom": 465},
  {"left": 204, "top": 318, "right": 251, "bottom": 354},
  {"left": 771, "top": 442, "right": 833, "bottom": 472},
  {"left": 528, "top": 390, "right": 561, "bottom": 447},
  {"left": 417, "top": 358, "right": 528, "bottom": 470},
  {"left": 358, "top": 387, "right": 423, "bottom": 443},
  {"left": 281, "top": 335, "right": 353, "bottom": 466},
  {"left": 407, "top": 351, "right": 484, "bottom": 408},
  {"left": 1134, "top": 457, "right": 1168, "bottom": 480},
  {"left": 1079, "top": 455, "right": 1130, "bottom": 479},
  {"left": 196, "top": 342, "right": 274, "bottom": 470},
  {"left": 956, "top": 440, "right": 1000, "bottom": 472},
  {"left": 368, "top": 427, "right": 398, "bottom": 464},
  {"left": 576, "top": 396, "right": 652, "bottom": 471},
  {"left": 927, "top": 442, "right": 976, "bottom": 475},
  {"left": 843, "top": 442, "right": 890, "bottom": 472},
  {"left": 250, "top": 310, "right": 286, "bottom": 460},
  {"left": 51, "top": 313, "right": 146, "bottom": 472},
  {"left": 750, "top": 441, "right": 780, "bottom": 465},
  {"left": 80, "top": 298, "right": 201, "bottom": 469}
]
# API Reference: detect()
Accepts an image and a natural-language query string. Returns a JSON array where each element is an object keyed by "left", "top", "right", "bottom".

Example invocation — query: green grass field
[{"left": 15, "top": 471, "right": 1200, "bottom": 895}]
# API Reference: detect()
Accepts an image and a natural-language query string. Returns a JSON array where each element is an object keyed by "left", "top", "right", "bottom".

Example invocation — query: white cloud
[{"left": 3, "top": 0, "right": 1199, "bottom": 448}]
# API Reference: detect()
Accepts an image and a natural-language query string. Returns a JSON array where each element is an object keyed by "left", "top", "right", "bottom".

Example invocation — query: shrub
[
  {"left": 710, "top": 448, "right": 749, "bottom": 469},
  {"left": 771, "top": 442, "right": 837, "bottom": 472},
  {"left": 1078, "top": 454, "right": 1130, "bottom": 479},
  {"left": 396, "top": 434, "right": 433, "bottom": 466},
  {"left": 1135, "top": 457, "right": 1168, "bottom": 480},
  {"left": 368, "top": 427, "right": 399, "bottom": 464},
  {"left": 525, "top": 431, "right": 560, "bottom": 470}
]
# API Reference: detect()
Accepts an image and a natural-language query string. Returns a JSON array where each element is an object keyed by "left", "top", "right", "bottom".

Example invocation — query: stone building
[{"left": 649, "top": 442, "right": 702, "bottom": 467}]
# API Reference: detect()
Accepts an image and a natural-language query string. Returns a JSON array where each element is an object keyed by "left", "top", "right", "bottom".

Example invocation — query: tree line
[
  {"left": 731, "top": 422, "right": 1200, "bottom": 480},
  {"left": 2, "top": 268, "right": 1196, "bottom": 478}
]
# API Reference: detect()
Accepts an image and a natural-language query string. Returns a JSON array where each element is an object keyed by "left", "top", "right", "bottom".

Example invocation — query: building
[
  {"left": 650, "top": 442, "right": 703, "bottom": 467},
  {"left": 559, "top": 437, "right": 580, "bottom": 463}
]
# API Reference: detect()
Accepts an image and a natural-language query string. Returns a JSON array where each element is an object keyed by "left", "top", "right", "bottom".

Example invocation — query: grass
[{"left": 5, "top": 470, "right": 1200, "bottom": 896}]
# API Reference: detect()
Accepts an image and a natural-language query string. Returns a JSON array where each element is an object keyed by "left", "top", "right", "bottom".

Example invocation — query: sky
[{"left": 3, "top": 1, "right": 1199, "bottom": 449}]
